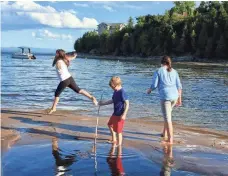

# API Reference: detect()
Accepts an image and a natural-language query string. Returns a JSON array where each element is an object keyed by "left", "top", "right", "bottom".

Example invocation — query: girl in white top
[{"left": 47, "top": 49, "right": 98, "bottom": 114}]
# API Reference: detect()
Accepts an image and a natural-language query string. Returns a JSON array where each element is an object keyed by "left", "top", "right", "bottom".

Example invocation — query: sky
[{"left": 1, "top": 1, "right": 186, "bottom": 51}]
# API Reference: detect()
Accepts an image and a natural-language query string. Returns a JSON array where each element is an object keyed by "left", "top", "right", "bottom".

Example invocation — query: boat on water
[{"left": 12, "top": 47, "right": 36, "bottom": 59}]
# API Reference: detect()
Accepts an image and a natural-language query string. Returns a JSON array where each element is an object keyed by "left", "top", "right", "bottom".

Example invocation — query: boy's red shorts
[{"left": 107, "top": 115, "right": 124, "bottom": 133}]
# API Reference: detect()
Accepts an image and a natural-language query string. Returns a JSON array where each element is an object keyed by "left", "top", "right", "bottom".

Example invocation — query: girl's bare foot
[
  {"left": 91, "top": 96, "right": 98, "bottom": 106},
  {"left": 167, "top": 138, "right": 173, "bottom": 145},
  {"left": 107, "top": 140, "right": 117, "bottom": 144},
  {"left": 161, "top": 140, "right": 173, "bottom": 145},
  {"left": 47, "top": 108, "right": 56, "bottom": 114},
  {"left": 161, "top": 133, "right": 168, "bottom": 139},
  {"left": 112, "top": 143, "right": 119, "bottom": 148}
]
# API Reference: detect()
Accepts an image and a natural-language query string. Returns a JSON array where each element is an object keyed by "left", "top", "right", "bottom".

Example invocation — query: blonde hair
[{"left": 109, "top": 76, "right": 122, "bottom": 88}]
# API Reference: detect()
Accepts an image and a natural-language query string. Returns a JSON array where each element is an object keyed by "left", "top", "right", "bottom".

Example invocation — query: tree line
[{"left": 74, "top": 1, "right": 228, "bottom": 60}]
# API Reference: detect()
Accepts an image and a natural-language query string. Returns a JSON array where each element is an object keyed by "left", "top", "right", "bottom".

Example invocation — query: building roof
[{"left": 98, "top": 22, "right": 125, "bottom": 27}]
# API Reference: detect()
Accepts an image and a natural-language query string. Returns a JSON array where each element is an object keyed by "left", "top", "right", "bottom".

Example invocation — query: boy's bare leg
[
  {"left": 108, "top": 126, "right": 117, "bottom": 143},
  {"left": 48, "top": 97, "right": 59, "bottom": 114},
  {"left": 79, "top": 89, "right": 98, "bottom": 105},
  {"left": 117, "top": 133, "right": 123, "bottom": 146},
  {"left": 110, "top": 145, "right": 116, "bottom": 155},
  {"left": 117, "top": 145, "right": 122, "bottom": 156}
]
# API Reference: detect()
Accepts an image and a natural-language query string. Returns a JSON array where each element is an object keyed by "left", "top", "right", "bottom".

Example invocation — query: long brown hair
[
  {"left": 52, "top": 49, "right": 69, "bottom": 67},
  {"left": 161, "top": 55, "right": 172, "bottom": 72}
]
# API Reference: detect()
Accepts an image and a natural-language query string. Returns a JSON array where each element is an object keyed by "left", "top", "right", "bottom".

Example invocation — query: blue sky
[{"left": 1, "top": 1, "right": 181, "bottom": 50}]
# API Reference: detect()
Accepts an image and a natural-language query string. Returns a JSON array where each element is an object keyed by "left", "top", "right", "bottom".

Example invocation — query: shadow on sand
[{"left": 4, "top": 116, "right": 159, "bottom": 142}]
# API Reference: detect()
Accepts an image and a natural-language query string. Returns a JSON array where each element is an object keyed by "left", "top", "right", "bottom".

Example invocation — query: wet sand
[{"left": 1, "top": 108, "right": 228, "bottom": 175}]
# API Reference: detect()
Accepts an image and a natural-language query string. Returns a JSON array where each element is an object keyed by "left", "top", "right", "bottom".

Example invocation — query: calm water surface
[
  {"left": 1, "top": 53, "right": 228, "bottom": 131},
  {"left": 3, "top": 139, "right": 217, "bottom": 176}
]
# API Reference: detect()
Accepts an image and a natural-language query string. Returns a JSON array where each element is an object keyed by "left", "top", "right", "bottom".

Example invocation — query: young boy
[{"left": 99, "top": 76, "right": 129, "bottom": 146}]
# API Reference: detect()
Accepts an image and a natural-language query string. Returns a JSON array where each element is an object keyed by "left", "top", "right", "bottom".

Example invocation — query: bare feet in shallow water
[
  {"left": 161, "top": 133, "right": 168, "bottom": 140},
  {"left": 47, "top": 108, "right": 56, "bottom": 114},
  {"left": 107, "top": 140, "right": 117, "bottom": 144},
  {"left": 161, "top": 138, "right": 173, "bottom": 145},
  {"left": 161, "top": 140, "right": 173, "bottom": 145}
]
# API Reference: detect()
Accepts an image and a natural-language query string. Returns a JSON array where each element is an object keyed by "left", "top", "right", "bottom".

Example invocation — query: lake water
[
  {"left": 1, "top": 53, "right": 228, "bottom": 131},
  {"left": 4, "top": 139, "right": 227, "bottom": 176}
]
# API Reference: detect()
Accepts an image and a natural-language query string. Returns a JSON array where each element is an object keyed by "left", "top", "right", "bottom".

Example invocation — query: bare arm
[
  {"left": 121, "top": 100, "right": 129, "bottom": 120},
  {"left": 99, "top": 99, "right": 113, "bottom": 106},
  {"left": 176, "top": 89, "right": 182, "bottom": 106},
  {"left": 66, "top": 53, "right": 77, "bottom": 61},
  {"left": 56, "top": 61, "right": 62, "bottom": 69},
  {"left": 147, "top": 70, "right": 159, "bottom": 94},
  {"left": 176, "top": 72, "right": 182, "bottom": 106}
]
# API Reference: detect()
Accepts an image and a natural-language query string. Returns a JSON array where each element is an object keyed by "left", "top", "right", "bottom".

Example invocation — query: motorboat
[{"left": 12, "top": 47, "right": 36, "bottom": 59}]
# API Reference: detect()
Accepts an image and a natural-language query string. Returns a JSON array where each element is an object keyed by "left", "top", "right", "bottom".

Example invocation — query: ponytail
[
  {"left": 161, "top": 55, "right": 172, "bottom": 72},
  {"left": 167, "top": 62, "right": 172, "bottom": 72},
  {"left": 52, "top": 56, "right": 59, "bottom": 67}
]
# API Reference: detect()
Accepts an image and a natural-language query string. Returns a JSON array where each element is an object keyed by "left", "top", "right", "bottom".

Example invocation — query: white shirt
[{"left": 56, "top": 60, "right": 71, "bottom": 81}]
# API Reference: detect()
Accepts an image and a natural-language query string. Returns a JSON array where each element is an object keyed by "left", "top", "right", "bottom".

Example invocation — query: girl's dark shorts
[{"left": 55, "top": 76, "right": 81, "bottom": 97}]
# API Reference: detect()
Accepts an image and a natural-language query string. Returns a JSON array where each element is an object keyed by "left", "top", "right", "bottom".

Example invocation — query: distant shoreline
[
  {"left": 1, "top": 51, "right": 55, "bottom": 56},
  {"left": 77, "top": 53, "right": 228, "bottom": 67},
  {"left": 2, "top": 51, "right": 227, "bottom": 67}
]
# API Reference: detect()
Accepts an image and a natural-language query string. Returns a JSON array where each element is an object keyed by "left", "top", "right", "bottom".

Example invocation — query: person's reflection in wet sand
[
  {"left": 107, "top": 145, "right": 125, "bottom": 176},
  {"left": 52, "top": 137, "right": 76, "bottom": 176},
  {"left": 160, "top": 145, "right": 174, "bottom": 176}
]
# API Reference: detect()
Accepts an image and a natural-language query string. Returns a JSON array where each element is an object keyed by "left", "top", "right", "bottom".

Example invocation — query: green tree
[
  {"left": 205, "top": 37, "right": 213, "bottom": 58},
  {"left": 99, "top": 30, "right": 109, "bottom": 54},
  {"left": 171, "top": 1, "right": 195, "bottom": 16},
  {"left": 127, "top": 16, "right": 134, "bottom": 29},
  {"left": 196, "top": 23, "right": 208, "bottom": 57},
  {"left": 218, "top": 4, "right": 228, "bottom": 30},
  {"left": 120, "top": 33, "right": 130, "bottom": 56},
  {"left": 138, "top": 33, "right": 150, "bottom": 56},
  {"left": 74, "top": 1, "right": 228, "bottom": 59},
  {"left": 175, "top": 31, "right": 187, "bottom": 55},
  {"left": 191, "top": 30, "right": 196, "bottom": 54},
  {"left": 216, "top": 34, "right": 227, "bottom": 58},
  {"left": 74, "top": 38, "right": 82, "bottom": 52},
  {"left": 222, "top": 2, "right": 228, "bottom": 13},
  {"left": 136, "top": 16, "right": 146, "bottom": 27}
]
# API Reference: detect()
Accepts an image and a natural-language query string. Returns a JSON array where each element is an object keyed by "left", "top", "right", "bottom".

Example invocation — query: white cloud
[
  {"left": 122, "top": 4, "right": 143, "bottom": 10},
  {"left": 23, "top": 11, "right": 98, "bottom": 28},
  {"left": 73, "top": 3, "right": 89, "bottom": 7},
  {"left": 68, "top": 9, "right": 77, "bottom": 14},
  {"left": 92, "top": 1, "right": 145, "bottom": 10},
  {"left": 1, "top": 1, "right": 56, "bottom": 13},
  {"left": 32, "top": 30, "right": 73, "bottom": 41},
  {"left": 103, "top": 5, "right": 115, "bottom": 12},
  {"left": 1, "top": 1, "right": 98, "bottom": 30}
]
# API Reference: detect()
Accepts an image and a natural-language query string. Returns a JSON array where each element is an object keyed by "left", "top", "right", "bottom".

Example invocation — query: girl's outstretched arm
[
  {"left": 99, "top": 100, "right": 113, "bottom": 106},
  {"left": 66, "top": 53, "right": 77, "bottom": 61}
]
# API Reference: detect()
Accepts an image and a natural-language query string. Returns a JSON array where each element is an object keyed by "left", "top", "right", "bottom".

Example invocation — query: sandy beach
[{"left": 1, "top": 108, "right": 228, "bottom": 175}]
